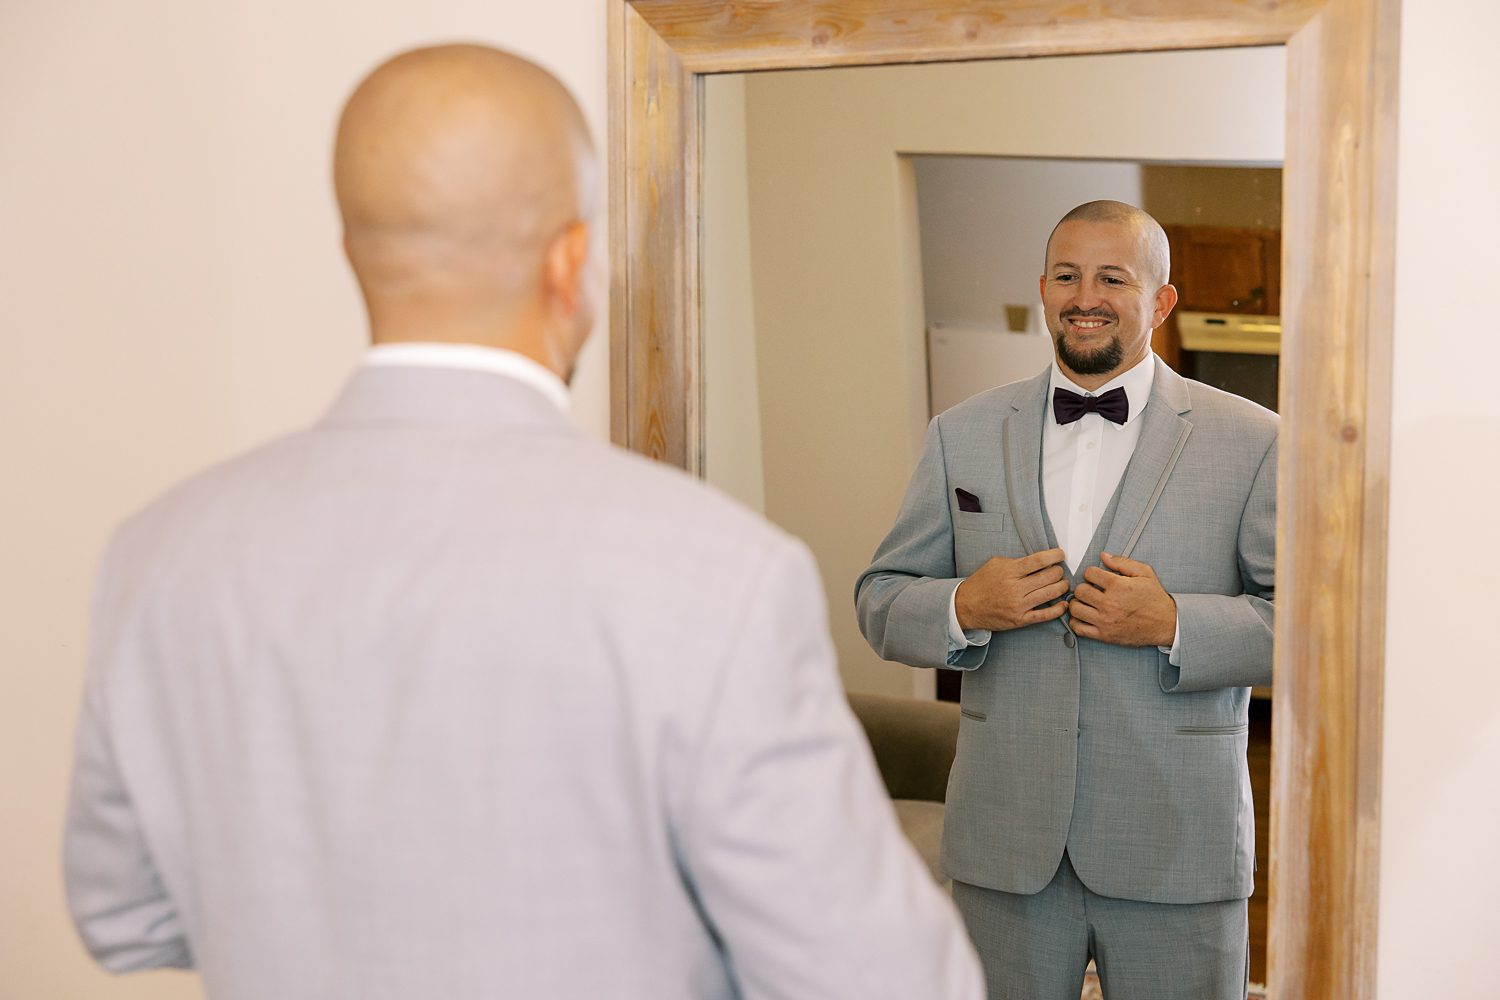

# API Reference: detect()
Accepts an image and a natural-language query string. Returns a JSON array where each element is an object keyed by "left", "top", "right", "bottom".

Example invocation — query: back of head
[
  {"left": 334, "top": 45, "right": 598, "bottom": 367},
  {"left": 1045, "top": 199, "right": 1171, "bottom": 287}
]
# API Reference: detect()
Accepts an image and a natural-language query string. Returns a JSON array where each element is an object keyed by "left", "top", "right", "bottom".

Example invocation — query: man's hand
[
  {"left": 1068, "top": 551, "right": 1177, "bottom": 647},
  {"left": 955, "top": 548, "right": 1069, "bottom": 633}
]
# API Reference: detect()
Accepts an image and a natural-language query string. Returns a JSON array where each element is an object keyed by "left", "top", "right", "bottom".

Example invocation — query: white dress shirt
[
  {"left": 364, "top": 341, "right": 571, "bottom": 414},
  {"left": 1041, "top": 356, "right": 1156, "bottom": 575},
  {"left": 947, "top": 354, "right": 1180, "bottom": 660}
]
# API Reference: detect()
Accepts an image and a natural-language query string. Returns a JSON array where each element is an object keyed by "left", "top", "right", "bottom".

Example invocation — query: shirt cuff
[
  {"left": 947, "top": 582, "right": 993, "bottom": 652},
  {"left": 1158, "top": 615, "right": 1182, "bottom": 666}
]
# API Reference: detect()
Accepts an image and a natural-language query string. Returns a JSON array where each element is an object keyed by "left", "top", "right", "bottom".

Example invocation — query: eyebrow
[{"left": 1050, "top": 261, "right": 1136, "bottom": 276}]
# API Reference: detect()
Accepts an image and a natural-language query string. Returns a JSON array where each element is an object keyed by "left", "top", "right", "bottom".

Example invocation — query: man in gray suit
[
  {"left": 857, "top": 201, "right": 1276, "bottom": 999},
  {"left": 64, "top": 45, "right": 983, "bottom": 1000}
]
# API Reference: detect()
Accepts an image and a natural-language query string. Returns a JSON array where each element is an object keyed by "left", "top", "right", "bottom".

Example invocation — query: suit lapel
[
  {"left": 1002, "top": 370, "right": 1052, "bottom": 556},
  {"left": 1102, "top": 358, "right": 1194, "bottom": 560}
]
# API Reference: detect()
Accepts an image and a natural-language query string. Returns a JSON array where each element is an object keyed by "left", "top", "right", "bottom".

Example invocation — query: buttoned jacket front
[{"left": 857, "top": 358, "right": 1277, "bottom": 904}]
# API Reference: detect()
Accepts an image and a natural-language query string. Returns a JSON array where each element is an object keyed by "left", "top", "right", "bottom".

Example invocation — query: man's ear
[
  {"left": 1153, "top": 283, "right": 1179, "bottom": 329},
  {"left": 542, "top": 220, "right": 591, "bottom": 316}
]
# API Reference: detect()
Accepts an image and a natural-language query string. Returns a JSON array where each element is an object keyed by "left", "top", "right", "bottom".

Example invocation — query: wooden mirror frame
[{"left": 607, "top": 2, "right": 1396, "bottom": 996}]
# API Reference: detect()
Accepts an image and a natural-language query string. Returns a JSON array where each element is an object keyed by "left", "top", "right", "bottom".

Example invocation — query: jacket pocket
[
  {"left": 960, "top": 707, "right": 987, "bottom": 723},
  {"left": 953, "top": 510, "right": 1007, "bottom": 533},
  {"left": 953, "top": 512, "right": 1010, "bottom": 576},
  {"left": 1175, "top": 724, "right": 1249, "bottom": 736}
]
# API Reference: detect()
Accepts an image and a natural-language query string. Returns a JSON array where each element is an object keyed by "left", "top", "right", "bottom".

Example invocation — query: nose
[{"left": 1069, "top": 284, "right": 1105, "bottom": 311}]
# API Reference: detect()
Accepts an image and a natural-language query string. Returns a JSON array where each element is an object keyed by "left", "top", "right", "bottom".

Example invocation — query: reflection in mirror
[
  {"left": 702, "top": 47, "right": 1283, "bottom": 991},
  {"left": 919, "top": 157, "right": 1282, "bottom": 416},
  {"left": 703, "top": 49, "right": 1283, "bottom": 696}
]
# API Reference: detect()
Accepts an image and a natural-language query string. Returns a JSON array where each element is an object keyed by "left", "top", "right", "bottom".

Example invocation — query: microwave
[{"left": 1176, "top": 311, "right": 1281, "bottom": 413}]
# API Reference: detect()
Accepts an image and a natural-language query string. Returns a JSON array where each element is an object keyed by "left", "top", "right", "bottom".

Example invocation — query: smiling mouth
[{"left": 1064, "top": 314, "right": 1115, "bottom": 332}]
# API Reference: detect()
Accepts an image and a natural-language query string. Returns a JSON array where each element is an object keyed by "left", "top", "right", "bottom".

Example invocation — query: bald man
[
  {"left": 64, "top": 45, "right": 982, "bottom": 1000},
  {"left": 857, "top": 201, "right": 1276, "bottom": 999}
]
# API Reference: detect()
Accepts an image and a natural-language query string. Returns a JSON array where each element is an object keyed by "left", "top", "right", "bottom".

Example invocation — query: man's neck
[
  {"left": 368, "top": 313, "right": 565, "bottom": 382},
  {"left": 363, "top": 342, "right": 572, "bottom": 413},
  {"left": 1056, "top": 348, "right": 1151, "bottom": 392}
]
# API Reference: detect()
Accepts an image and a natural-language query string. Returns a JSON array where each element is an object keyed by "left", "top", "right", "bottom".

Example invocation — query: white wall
[
  {"left": 0, "top": 3, "right": 606, "bottom": 996},
  {"left": 1378, "top": 0, "right": 1500, "bottom": 993},
  {"left": 731, "top": 48, "right": 1284, "bottom": 697}
]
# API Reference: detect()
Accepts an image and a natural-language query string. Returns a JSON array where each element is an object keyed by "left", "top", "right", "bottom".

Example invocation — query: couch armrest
[{"left": 846, "top": 692, "right": 959, "bottom": 803}]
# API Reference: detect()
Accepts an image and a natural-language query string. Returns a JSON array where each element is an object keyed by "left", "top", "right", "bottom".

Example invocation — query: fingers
[
  {"left": 1024, "top": 565, "right": 1067, "bottom": 589},
  {"left": 1067, "top": 598, "right": 1099, "bottom": 625},
  {"left": 965, "top": 550, "right": 1076, "bottom": 633},
  {"left": 1100, "top": 551, "right": 1155, "bottom": 578},
  {"left": 1024, "top": 577, "right": 1071, "bottom": 607},
  {"left": 1026, "top": 601, "right": 1069, "bottom": 624},
  {"left": 1018, "top": 547, "right": 1067, "bottom": 574},
  {"left": 1081, "top": 566, "right": 1117, "bottom": 589},
  {"left": 1072, "top": 582, "right": 1105, "bottom": 605}
]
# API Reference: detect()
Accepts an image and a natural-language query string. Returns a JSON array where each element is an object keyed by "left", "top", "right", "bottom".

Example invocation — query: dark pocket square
[{"left": 954, "top": 488, "right": 983, "bottom": 513}]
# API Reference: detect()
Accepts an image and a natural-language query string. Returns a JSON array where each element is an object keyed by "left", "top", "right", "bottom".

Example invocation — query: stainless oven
[{"left": 1176, "top": 311, "right": 1281, "bottom": 413}]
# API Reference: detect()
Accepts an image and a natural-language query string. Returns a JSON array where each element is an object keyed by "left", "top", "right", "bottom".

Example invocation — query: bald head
[
  {"left": 1038, "top": 200, "right": 1179, "bottom": 388},
  {"left": 1044, "top": 200, "right": 1171, "bottom": 287},
  {"left": 334, "top": 45, "right": 598, "bottom": 373}
]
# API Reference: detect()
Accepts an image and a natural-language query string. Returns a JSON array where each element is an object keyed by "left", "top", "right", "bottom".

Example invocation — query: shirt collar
[
  {"left": 1048, "top": 353, "right": 1157, "bottom": 429},
  {"left": 363, "top": 342, "right": 571, "bottom": 414}
]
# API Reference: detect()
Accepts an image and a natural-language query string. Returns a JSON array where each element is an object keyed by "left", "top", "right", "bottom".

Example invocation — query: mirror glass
[{"left": 700, "top": 46, "right": 1284, "bottom": 987}]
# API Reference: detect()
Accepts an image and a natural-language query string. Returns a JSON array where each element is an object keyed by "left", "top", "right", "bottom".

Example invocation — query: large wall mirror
[{"left": 609, "top": 2, "right": 1395, "bottom": 997}]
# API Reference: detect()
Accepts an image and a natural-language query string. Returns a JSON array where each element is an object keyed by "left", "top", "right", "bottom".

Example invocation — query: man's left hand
[{"left": 1067, "top": 552, "right": 1177, "bottom": 647}]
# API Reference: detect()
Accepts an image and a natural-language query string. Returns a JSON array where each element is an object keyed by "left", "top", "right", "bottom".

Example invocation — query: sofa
[{"left": 846, "top": 692, "right": 960, "bottom": 887}]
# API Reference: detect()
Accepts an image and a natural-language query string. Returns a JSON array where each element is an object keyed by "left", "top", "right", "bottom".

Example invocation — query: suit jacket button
[{"left": 1063, "top": 632, "right": 1077, "bottom": 648}]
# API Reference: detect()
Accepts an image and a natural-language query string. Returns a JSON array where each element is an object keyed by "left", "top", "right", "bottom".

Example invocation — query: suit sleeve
[
  {"left": 855, "top": 417, "right": 987, "bottom": 670},
  {"left": 675, "top": 540, "right": 984, "bottom": 1000},
  {"left": 1161, "top": 434, "right": 1277, "bottom": 693},
  {"left": 63, "top": 543, "right": 193, "bottom": 973}
]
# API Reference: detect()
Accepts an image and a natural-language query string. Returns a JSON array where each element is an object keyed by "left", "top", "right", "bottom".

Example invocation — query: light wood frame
[{"left": 608, "top": 1, "right": 1397, "bottom": 996}]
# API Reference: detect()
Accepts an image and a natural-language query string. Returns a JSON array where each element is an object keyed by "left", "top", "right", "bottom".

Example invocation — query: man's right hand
[{"left": 955, "top": 548, "right": 1070, "bottom": 632}]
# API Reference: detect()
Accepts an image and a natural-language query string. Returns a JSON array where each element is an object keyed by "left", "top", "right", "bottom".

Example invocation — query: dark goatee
[{"left": 1055, "top": 330, "right": 1124, "bottom": 376}]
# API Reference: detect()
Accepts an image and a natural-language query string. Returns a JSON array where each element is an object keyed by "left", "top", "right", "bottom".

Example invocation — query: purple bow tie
[{"left": 1053, "top": 386, "right": 1129, "bottom": 426}]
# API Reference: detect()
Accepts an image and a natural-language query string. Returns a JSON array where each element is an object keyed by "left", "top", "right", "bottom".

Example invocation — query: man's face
[{"left": 1039, "top": 219, "right": 1176, "bottom": 383}]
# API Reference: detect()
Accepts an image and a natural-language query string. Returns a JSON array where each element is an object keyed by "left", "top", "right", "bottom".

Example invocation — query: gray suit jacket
[
  {"left": 856, "top": 359, "right": 1276, "bottom": 905},
  {"left": 65, "top": 365, "right": 982, "bottom": 1000}
]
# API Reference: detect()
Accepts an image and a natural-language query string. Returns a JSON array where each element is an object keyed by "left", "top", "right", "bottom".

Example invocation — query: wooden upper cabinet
[
  {"left": 1153, "top": 225, "right": 1282, "bottom": 373},
  {"left": 1165, "top": 224, "right": 1282, "bottom": 314}
]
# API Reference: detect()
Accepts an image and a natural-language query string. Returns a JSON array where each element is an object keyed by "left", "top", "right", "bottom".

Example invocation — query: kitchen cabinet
[
  {"left": 1166, "top": 224, "right": 1281, "bottom": 313},
  {"left": 1154, "top": 225, "right": 1281, "bottom": 370}
]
